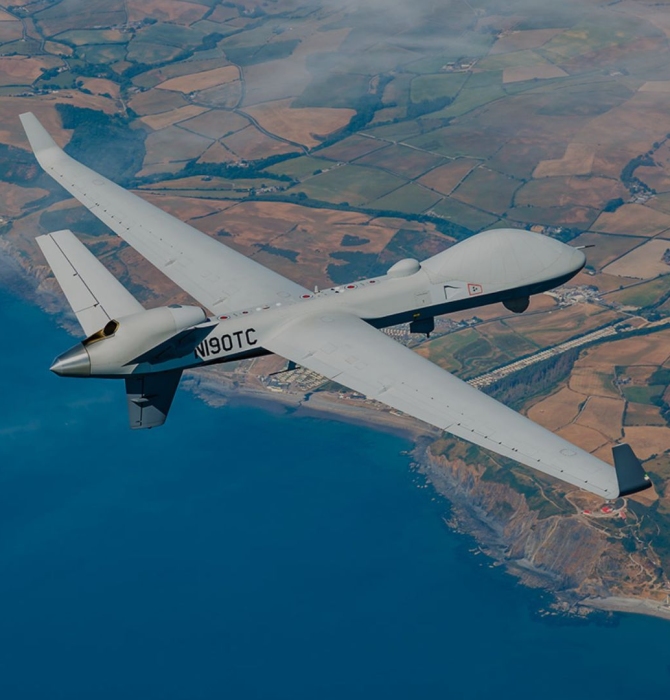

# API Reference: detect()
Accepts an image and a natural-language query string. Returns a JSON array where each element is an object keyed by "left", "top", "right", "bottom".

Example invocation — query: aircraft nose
[{"left": 50, "top": 344, "right": 91, "bottom": 377}]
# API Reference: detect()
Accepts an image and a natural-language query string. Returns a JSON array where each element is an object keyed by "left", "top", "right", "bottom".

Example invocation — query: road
[{"left": 468, "top": 316, "right": 670, "bottom": 389}]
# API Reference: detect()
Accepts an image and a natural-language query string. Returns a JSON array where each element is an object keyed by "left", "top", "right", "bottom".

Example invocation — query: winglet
[
  {"left": 612, "top": 444, "right": 652, "bottom": 497},
  {"left": 19, "top": 112, "right": 59, "bottom": 156}
]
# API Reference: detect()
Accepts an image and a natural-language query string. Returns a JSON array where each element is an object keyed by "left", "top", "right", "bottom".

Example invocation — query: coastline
[
  {"left": 582, "top": 596, "right": 670, "bottom": 621},
  {"left": 2, "top": 246, "right": 669, "bottom": 625}
]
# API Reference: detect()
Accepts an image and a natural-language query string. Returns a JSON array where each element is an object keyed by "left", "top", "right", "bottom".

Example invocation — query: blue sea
[{"left": 1, "top": 285, "right": 670, "bottom": 699}]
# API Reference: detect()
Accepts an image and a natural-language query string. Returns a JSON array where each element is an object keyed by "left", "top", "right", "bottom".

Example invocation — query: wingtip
[
  {"left": 612, "top": 443, "right": 653, "bottom": 497},
  {"left": 19, "top": 111, "right": 59, "bottom": 155}
]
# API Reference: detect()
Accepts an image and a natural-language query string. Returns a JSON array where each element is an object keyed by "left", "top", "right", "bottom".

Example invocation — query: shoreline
[
  {"left": 582, "top": 596, "right": 670, "bottom": 621},
  {"left": 2, "top": 250, "right": 669, "bottom": 625}
]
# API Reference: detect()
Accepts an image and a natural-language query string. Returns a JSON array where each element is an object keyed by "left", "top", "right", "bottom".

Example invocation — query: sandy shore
[
  {"left": 581, "top": 596, "right": 670, "bottom": 621},
  {"left": 185, "top": 371, "right": 439, "bottom": 444}
]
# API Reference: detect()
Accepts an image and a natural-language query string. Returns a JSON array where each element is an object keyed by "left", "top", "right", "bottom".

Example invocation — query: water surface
[{"left": 1, "top": 288, "right": 669, "bottom": 698}]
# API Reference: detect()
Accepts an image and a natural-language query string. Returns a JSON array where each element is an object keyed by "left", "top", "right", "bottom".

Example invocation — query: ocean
[{"left": 1, "top": 285, "right": 670, "bottom": 699}]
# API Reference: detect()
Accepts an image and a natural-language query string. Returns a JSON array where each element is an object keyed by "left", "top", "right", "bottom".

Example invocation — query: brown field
[
  {"left": 557, "top": 423, "right": 608, "bottom": 453},
  {"left": 126, "top": 0, "right": 209, "bottom": 24},
  {"left": 179, "top": 109, "right": 249, "bottom": 139},
  {"left": 451, "top": 167, "right": 520, "bottom": 215},
  {"left": 503, "top": 64, "right": 568, "bottom": 83},
  {"left": 0, "top": 55, "right": 62, "bottom": 86},
  {"left": 197, "top": 141, "right": 239, "bottom": 164},
  {"left": 576, "top": 92, "right": 670, "bottom": 177},
  {"left": 515, "top": 176, "right": 625, "bottom": 211},
  {"left": 187, "top": 200, "right": 399, "bottom": 286},
  {"left": 244, "top": 99, "right": 355, "bottom": 148},
  {"left": 0, "top": 20, "right": 23, "bottom": 44},
  {"left": 568, "top": 367, "right": 620, "bottom": 398},
  {"left": 135, "top": 192, "right": 237, "bottom": 223},
  {"left": 603, "top": 239, "right": 670, "bottom": 278},
  {"left": 621, "top": 365, "right": 658, "bottom": 386},
  {"left": 418, "top": 158, "right": 479, "bottom": 195},
  {"left": 143, "top": 125, "right": 212, "bottom": 167},
  {"left": 80, "top": 78, "right": 120, "bottom": 99},
  {"left": 506, "top": 304, "right": 618, "bottom": 348},
  {"left": 582, "top": 331, "right": 670, "bottom": 367},
  {"left": 570, "top": 232, "right": 643, "bottom": 271},
  {"left": 355, "top": 144, "right": 445, "bottom": 179},
  {"left": 570, "top": 270, "right": 629, "bottom": 293},
  {"left": 527, "top": 386, "right": 584, "bottom": 431},
  {"left": 43, "top": 40, "right": 73, "bottom": 56},
  {"left": 194, "top": 200, "right": 371, "bottom": 247},
  {"left": 534, "top": 143, "right": 596, "bottom": 178},
  {"left": 157, "top": 65, "right": 240, "bottom": 94},
  {"left": 141, "top": 105, "right": 209, "bottom": 131},
  {"left": 128, "top": 89, "right": 187, "bottom": 116},
  {"left": 133, "top": 58, "right": 229, "bottom": 89},
  {"left": 623, "top": 426, "right": 670, "bottom": 461},
  {"left": 575, "top": 396, "right": 624, "bottom": 441},
  {"left": 0, "top": 93, "right": 116, "bottom": 148},
  {"left": 625, "top": 402, "right": 666, "bottom": 427},
  {"left": 592, "top": 203, "right": 670, "bottom": 237},
  {"left": 635, "top": 164, "right": 670, "bottom": 194},
  {"left": 0, "top": 181, "right": 49, "bottom": 217},
  {"left": 639, "top": 81, "right": 670, "bottom": 93},
  {"left": 222, "top": 125, "right": 295, "bottom": 161}
]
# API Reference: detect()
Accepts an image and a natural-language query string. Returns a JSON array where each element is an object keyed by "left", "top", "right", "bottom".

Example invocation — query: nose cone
[{"left": 50, "top": 344, "right": 91, "bottom": 377}]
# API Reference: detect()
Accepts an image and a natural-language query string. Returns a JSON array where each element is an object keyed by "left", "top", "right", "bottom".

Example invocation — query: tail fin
[{"left": 37, "top": 229, "right": 144, "bottom": 336}]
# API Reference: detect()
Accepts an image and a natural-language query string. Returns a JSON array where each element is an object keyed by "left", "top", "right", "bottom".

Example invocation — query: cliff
[{"left": 418, "top": 443, "right": 670, "bottom": 619}]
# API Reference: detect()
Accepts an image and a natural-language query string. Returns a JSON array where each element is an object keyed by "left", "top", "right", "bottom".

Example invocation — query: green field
[
  {"left": 423, "top": 328, "right": 511, "bottom": 377},
  {"left": 291, "top": 165, "right": 406, "bottom": 206},
  {"left": 410, "top": 73, "right": 467, "bottom": 103},
  {"left": 54, "top": 29, "right": 127, "bottom": 46},
  {"left": 126, "top": 41, "right": 183, "bottom": 65},
  {"left": 607, "top": 277, "right": 670, "bottom": 308},
  {"left": 622, "top": 385, "right": 665, "bottom": 405},
  {"left": 356, "top": 144, "right": 445, "bottom": 179},
  {"left": 432, "top": 198, "right": 499, "bottom": 232},
  {"left": 265, "top": 157, "right": 336, "bottom": 180},
  {"left": 368, "top": 183, "right": 441, "bottom": 214},
  {"left": 137, "top": 23, "right": 206, "bottom": 48},
  {"left": 76, "top": 44, "right": 127, "bottom": 64},
  {"left": 540, "top": 17, "right": 647, "bottom": 62},
  {"left": 452, "top": 168, "right": 521, "bottom": 216}
]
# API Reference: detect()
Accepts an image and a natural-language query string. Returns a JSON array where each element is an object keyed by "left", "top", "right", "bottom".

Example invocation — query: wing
[
  {"left": 20, "top": 112, "right": 309, "bottom": 315},
  {"left": 36, "top": 229, "right": 144, "bottom": 335},
  {"left": 264, "top": 313, "right": 650, "bottom": 499}
]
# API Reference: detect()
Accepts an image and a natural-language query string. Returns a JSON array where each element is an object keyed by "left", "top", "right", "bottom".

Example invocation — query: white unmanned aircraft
[{"left": 21, "top": 112, "right": 650, "bottom": 500}]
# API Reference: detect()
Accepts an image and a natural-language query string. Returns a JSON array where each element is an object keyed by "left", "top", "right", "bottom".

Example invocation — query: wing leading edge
[
  {"left": 20, "top": 112, "right": 309, "bottom": 315},
  {"left": 264, "top": 313, "right": 649, "bottom": 499}
]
